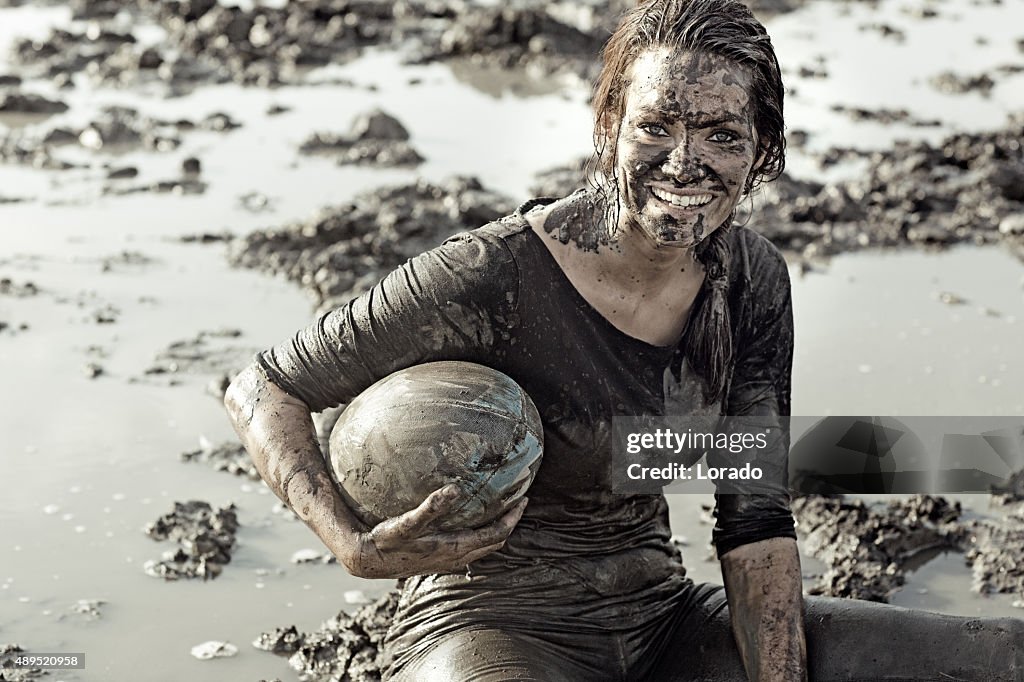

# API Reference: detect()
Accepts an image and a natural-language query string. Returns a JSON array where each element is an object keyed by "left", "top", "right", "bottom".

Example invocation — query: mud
[
  {"left": 0, "top": 91, "right": 68, "bottom": 114},
  {"left": 180, "top": 440, "right": 261, "bottom": 481},
  {"left": 253, "top": 589, "right": 400, "bottom": 682},
  {"left": 407, "top": 5, "right": 607, "bottom": 81},
  {"left": 750, "top": 118, "right": 1024, "bottom": 261},
  {"left": 829, "top": 104, "right": 940, "bottom": 127},
  {"left": 0, "top": 105, "right": 238, "bottom": 196},
  {"left": 228, "top": 176, "right": 514, "bottom": 311},
  {"left": 795, "top": 492, "right": 1024, "bottom": 604},
  {"left": 69, "top": 598, "right": 105, "bottom": 620},
  {"left": 929, "top": 71, "right": 996, "bottom": 95},
  {"left": 0, "top": 644, "right": 46, "bottom": 681},
  {"left": 529, "top": 157, "right": 589, "bottom": 198},
  {"left": 793, "top": 494, "right": 963, "bottom": 602},
  {"left": 0, "top": 279, "right": 40, "bottom": 297},
  {"left": 142, "top": 327, "right": 254, "bottom": 379},
  {"left": 142, "top": 500, "right": 239, "bottom": 581},
  {"left": 299, "top": 109, "right": 422, "bottom": 167},
  {"left": 858, "top": 22, "right": 906, "bottom": 41},
  {"left": 956, "top": 515, "right": 1024, "bottom": 598},
  {"left": 992, "top": 470, "right": 1024, "bottom": 506}
]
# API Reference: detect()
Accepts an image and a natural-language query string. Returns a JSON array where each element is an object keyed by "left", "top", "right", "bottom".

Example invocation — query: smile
[{"left": 650, "top": 186, "right": 713, "bottom": 208}]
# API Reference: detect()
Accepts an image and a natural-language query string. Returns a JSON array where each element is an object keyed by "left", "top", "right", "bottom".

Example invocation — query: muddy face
[{"left": 612, "top": 48, "right": 762, "bottom": 249}]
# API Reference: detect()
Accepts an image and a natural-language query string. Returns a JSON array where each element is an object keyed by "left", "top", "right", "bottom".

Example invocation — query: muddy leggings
[{"left": 387, "top": 583, "right": 1024, "bottom": 681}]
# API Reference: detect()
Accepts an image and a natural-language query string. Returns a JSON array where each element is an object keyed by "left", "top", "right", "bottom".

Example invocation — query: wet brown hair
[{"left": 589, "top": 0, "right": 786, "bottom": 405}]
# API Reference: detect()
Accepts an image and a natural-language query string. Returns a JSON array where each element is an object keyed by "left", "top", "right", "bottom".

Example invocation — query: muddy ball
[{"left": 329, "top": 361, "right": 543, "bottom": 531}]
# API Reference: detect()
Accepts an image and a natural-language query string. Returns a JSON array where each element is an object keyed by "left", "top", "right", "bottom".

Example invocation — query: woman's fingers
[
  {"left": 458, "top": 541, "right": 507, "bottom": 565},
  {"left": 372, "top": 484, "right": 461, "bottom": 543},
  {"left": 432, "top": 497, "right": 529, "bottom": 553}
]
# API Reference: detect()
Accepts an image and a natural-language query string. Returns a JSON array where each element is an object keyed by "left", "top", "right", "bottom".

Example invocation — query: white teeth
[{"left": 651, "top": 187, "right": 712, "bottom": 208}]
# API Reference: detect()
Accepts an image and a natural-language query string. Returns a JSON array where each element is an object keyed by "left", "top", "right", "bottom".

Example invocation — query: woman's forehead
[{"left": 624, "top": 48, "right": 753, "bottom": 118}]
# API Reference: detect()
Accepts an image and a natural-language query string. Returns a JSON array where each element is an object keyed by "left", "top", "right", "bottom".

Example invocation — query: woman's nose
[{"left": 661, "top": 141, "right": 707, "bottom": 182}]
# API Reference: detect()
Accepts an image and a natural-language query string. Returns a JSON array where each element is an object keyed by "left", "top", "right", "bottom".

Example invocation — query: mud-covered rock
[
  {"left": 181, "top": 440, "right": 261, "bottom": 480},
  {"left": 143, "top": 500, "right": 239, "bottom": 580},
  {"left": 793, "top": 494, "right": 962, "bottom": 601},
  {"left": 300, "top": 109, "right": 423, "bottom": 167},
  {"left": 228, "top": 176, "right": 514, "bottom": 311},
  {"left": 254, "top": 589, "right": 401, "bottom": 682}
]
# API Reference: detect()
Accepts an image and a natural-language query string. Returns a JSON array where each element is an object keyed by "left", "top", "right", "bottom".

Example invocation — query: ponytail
[{"left": 685, "top": 221, "right": 733, "bottom": 404}]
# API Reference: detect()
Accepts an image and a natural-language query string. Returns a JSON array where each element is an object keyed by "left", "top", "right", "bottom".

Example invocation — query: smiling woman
[{"left": 225, "top": 0, "right": 1024, "bottom": 679}]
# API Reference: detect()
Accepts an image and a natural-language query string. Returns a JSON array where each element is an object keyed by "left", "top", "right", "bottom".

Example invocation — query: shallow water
[{"left": 2, "top": 0, "right": 1023, "bottom": 679}]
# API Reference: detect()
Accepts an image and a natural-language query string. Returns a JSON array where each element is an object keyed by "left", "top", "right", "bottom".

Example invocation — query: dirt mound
[{"left": 228, "top": 176, "right": 514, "bottom": 312}]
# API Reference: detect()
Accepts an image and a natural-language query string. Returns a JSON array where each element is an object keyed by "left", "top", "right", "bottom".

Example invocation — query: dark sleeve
[
  {"left": 255, "top": 228, "right": 520, "bottom": 413},
  {"left": 712, "top": 234, "right": 797, "bottom": 558}
]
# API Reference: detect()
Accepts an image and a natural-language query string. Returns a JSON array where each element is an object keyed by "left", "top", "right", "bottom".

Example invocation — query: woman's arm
[
  {"left": 721, "top": 537, "right": 807, "bottom": 682},
  {"left": 225, "top": 363, "right": 526, "bottom": 578},
  {"left": 226, "top": 227, "right": 526, "bottom": 578},
  {"left": 715, "top": 231, "right": 806, "bottom": 680}
]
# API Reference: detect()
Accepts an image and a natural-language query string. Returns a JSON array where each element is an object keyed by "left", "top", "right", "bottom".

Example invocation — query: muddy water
[{"left": 2, "top": 0, "right": 1023, "bottom": 680}]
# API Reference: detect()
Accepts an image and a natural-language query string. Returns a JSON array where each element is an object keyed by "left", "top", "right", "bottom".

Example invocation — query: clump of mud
[
  {"left": 0, "top": 91, "right": 68, "bottom": 114},
  {"left": 181, "top": 440, "right": 261, "bottom": 481},
  {"left": 743, "top": 118, "right": 1024, "bottom": 258},
  {"left": 793, "top": 494, "right": 962, "bottom": 602},
  {"left": 0, "top": 105, "right": 238, "bottom": 195},
  {"left": 254, "top": 589, "right": 400, "bottom": 682},
  {"left": 929, "top": 71, "right": 996, "bottom": 95},
  {"left": 0, "top": 644, "right": 46, "bottom": 681},
  {"left": 300, "top": 109, "right": 422, "bottom": 167},
  {"left": 142, "top": 327, "right": 255, "bottom": 380},
  {"left": 143, "top": 500, "right": 239, "bottom": 580},
  {"left": 956, "top": 514, "right": 1024, "bottom": 598},
  {"left": 795, "top": 492, "right": 1024, "bottom": 603},
  {"left": 8, "top": 1, "right": 436, "bottom": 88},
  {"left": 0, "top": 279, "right": 40, "bottom": 297},
  {"left": 408, "top": 5, "right": 606, "bottom": 80},
  {"left": 228, "top": 176, "right": 514, "bottom": 311}
]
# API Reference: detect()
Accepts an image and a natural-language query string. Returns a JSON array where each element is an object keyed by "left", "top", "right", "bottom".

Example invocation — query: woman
[{"left": 226, "top": 0, "right": 1023, "bottom": 679}]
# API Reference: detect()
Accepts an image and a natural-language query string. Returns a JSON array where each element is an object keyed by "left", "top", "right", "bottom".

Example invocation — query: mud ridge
[{"left": 228, "top": 176, "right": 514, "bottom": 312}]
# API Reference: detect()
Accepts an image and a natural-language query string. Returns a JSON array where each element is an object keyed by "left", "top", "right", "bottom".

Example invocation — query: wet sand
[{"left": 2, "top": 0, "right": 1024, "bottom": 679}]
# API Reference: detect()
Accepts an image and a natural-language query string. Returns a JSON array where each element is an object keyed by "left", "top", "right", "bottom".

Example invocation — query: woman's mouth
[{"left": 650, "top": 186, "right": 713, "bottom": 209}]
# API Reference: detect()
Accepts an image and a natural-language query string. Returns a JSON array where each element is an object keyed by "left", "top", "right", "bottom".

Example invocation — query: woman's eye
[
  {"left": 710, "top": 130, "right": 739, "bottom": 143},
  {"left": 639, "top": 123, "right": 668, "bottom": 137}
]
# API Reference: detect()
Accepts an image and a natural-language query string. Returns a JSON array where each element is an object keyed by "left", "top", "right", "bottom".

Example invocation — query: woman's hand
[{"left": 341, "top": 484, "right": 528, "bottom": 579}]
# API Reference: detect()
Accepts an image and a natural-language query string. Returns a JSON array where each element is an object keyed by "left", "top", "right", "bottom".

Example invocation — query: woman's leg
[
  {"left": 643, "top": 585, "right": 1024, "bottom": 681},
  {"left": 386, "top": 626, "right": 615, "bottom": 682}
]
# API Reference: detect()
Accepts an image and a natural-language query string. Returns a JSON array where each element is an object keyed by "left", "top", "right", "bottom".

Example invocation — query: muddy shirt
[{"left": 257, "top": 198, "right": 796, "bottom": 578}]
